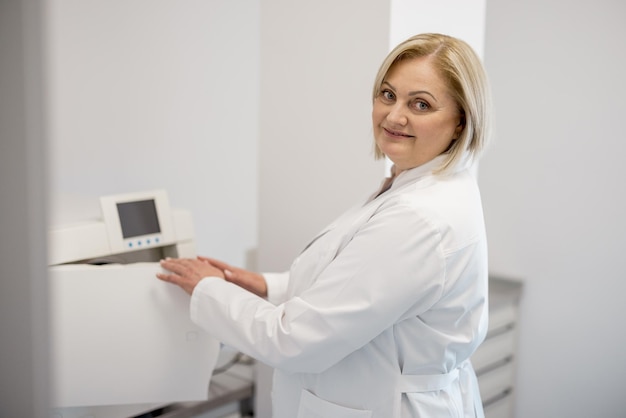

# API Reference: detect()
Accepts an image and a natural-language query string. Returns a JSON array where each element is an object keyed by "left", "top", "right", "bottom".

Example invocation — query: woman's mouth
[{"left": 383, "top": 127, "right": 414, "bottom": 139}]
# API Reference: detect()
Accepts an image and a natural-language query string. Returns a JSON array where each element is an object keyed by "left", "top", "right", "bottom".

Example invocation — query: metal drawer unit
[{"left": 472, "top": 277, "right": 523, "bottom": 418}]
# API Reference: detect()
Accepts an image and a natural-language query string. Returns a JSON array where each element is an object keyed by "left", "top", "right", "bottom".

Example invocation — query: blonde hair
[{"left": 372, "top": 33, "right": 493, "bottom": 174}]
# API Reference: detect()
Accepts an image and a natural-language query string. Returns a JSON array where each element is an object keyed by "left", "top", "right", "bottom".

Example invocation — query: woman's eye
[
  {"left": 413, "top": 100, "right": 430, "bottom": 111},
  {"left": 381, "top": 90, "right": 395, "bottom": 101}
]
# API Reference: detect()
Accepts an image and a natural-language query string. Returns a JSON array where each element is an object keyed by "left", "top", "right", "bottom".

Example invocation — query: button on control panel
[{"left": 126, "top": 236, "right": 161, "bottom": 249}]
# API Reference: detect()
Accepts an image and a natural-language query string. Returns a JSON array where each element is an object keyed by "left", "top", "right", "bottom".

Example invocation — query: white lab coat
[{"left": 190, "top": 154, "right": 488, "bottom": 417}]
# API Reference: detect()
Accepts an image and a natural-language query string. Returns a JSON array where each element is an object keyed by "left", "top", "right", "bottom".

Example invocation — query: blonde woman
[{"left": 159, "top": 33, "right": 492, "bottom": 418}]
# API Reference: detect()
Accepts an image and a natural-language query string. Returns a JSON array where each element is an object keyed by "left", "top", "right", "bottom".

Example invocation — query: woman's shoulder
[
  {"left": 386, "top": 170, "right": 480, "bottom": 211},
  {"left": 376, "top": 172, "right": 485, "bottom": 248}
]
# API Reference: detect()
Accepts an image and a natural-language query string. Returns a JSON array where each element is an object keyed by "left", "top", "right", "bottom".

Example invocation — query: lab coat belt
[{"left": 398, "top": 368, "right": 459, "bottom": 393}]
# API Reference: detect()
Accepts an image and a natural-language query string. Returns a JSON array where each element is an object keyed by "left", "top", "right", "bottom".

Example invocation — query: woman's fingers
[
  {"left": 160, "top": 258, "right": 192, "bottom": 277},
  {"left": 198, "top": 256, "right": 231, "bottom": 271},
  {"left": 156, "top": 258, "right": 207, "bottom": 295},
  {"left": 184, "top": 256, "right": 267, "bottom": 297}
]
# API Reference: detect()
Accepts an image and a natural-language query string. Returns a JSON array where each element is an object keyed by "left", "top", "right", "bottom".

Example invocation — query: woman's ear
[
  {"left": 453, "top": 114, "right": 465, "bottom": 140},
  {"left": 458, "top": 111, "right": 466, "bottom": 128}
]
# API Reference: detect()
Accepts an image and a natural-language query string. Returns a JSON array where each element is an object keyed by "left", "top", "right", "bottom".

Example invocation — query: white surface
[
  {"left": 45, "top": 0, "right": 259, "bottom": 267},
  {"left": 48, "top": 207, "right": 194, "bottom": 266},
  {"left": 481, "top": 0, "right": 626, "bottom": 416},
  {"left": 48, "top": 221, "right": 111, "bottom": 266},
  {"left": 49, "top": 262, "right": 220, "bottom": 408},
  {"left": 390, "top": 0, "right": 486, "bottom": 58},
  {"left": 257, "top": 0, "right": 389, "bottom": 273}
]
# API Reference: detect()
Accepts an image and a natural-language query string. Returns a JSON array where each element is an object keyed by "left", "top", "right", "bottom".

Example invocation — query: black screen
[{"left": 117, "top": 199, "right": 161, "bottom": 239}]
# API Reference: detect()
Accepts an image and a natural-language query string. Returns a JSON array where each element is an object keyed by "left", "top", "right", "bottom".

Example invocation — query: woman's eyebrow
[
  {"left": 382, "top": 81, "right": 396, "bottom": 91},
  {"left": 409, "top": 90, "right": 437, "bottom": 102},
  {"left": 382, "top": 81, "right": 438, "bottom": 102}
]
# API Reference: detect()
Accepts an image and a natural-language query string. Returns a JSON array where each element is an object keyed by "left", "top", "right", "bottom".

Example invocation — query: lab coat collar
[
  {"left": 366, "top": 153, "right": 474, "bottom": 204},
  {"left": 388, "top": 152, "right": 473, "bottom": 191}
]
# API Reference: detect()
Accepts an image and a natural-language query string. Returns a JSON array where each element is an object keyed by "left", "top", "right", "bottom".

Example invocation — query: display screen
[{"left": 117, "top": 199, "right": 161, "bottom": 238}]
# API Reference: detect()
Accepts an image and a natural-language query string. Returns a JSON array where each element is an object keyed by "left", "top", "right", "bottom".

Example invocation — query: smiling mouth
[{"left": 383, "top": 127, "right": 414, "bottom": 139}]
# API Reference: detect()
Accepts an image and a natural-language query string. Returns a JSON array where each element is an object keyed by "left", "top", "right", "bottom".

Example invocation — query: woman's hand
[
  {"left": 198, "top": 256, "right": 268, "bottom": 298},
  {"left": 157, "top": 257, "right": 224, "bottom": 295},
  {"left": 157, "top": 256, "right": 268, "bottom": 298}
]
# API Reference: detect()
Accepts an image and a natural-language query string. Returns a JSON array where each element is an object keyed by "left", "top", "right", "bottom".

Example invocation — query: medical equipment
[{"left": 48, "top": 190, "right": 220, "bottom": 417}]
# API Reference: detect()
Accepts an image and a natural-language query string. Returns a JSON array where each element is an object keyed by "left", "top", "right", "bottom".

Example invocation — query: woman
[{"left": 158, "top": 33, "right": 492, "bottom": 417}]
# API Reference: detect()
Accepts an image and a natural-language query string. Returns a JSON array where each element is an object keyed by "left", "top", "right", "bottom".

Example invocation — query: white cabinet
[
  {"left": 48, "top": 192, "right": 221, "bottom": 416},
  {"left": 472, "top": 277, "right": 523, "bottom": 418}
]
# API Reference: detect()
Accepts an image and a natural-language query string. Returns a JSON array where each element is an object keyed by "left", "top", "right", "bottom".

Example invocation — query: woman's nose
[{"left": 386, "top": 103, "right": 408, "bottom": 126}]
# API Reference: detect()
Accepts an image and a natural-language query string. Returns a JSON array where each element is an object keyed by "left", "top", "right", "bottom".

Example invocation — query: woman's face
[{"left": 372, "top": 56, "right": 463, "bottom": 172}]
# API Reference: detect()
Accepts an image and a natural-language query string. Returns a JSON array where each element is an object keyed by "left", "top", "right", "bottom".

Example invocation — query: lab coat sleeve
[
  {"left": 190, "top": 200, "right": 451, "bottom": 373},
  {"left": 263, "top": 271, "right": 289, "bottom": 305}
]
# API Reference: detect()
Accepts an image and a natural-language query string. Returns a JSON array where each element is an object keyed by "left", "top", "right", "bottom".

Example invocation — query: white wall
[
  {"left": 46, "top": 0, "right": 260, "bottom": 268},
  {"left": 480, "top": 0, "right": 626, "bottom": 416},
  {"left": 390, "top": 0, "right": 486, "bottom": 57},
  {"left": 257, "top": 0, "right": 388, "bottom": 273},
  {"left": 0, "top": 1, "right": 49, "bottom": 416}
]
